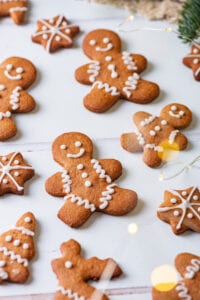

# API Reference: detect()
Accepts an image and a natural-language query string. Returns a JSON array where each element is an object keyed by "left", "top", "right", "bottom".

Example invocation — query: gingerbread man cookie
[
  {"left": 75, "top": 29, "right": 160, "bottom": 112},
  {"left": 0, "top": 0, "right": 28, "bottom": 25},
  {"left": 0, "top": 212, "right": 36, "bottom": 283},
  {"left": 0, "top": 152, "right": 34, "bottom": 196},
  {"left": 152, "top": 252, "right": 200, "bottom": 300},
  {"left": 157, "top": 186, "right": 200, "bottom": 235},
  {"left": 183, "top": 44, "right": 200, "bottom": 81},
  {"left": 45, "top": 132, "right": 138, "bottom": 228},
  {"left": 0, "top": 57, "right": 37, "bottom": 141},
  {"left": 121, "top": 103, "right": 192, "bottom": 168},
  {"left": 32, "top": 15, "right": 80, "bottom": 53},
  {"left": 52, "top": 239, "right": 122, "bottom": 300}
]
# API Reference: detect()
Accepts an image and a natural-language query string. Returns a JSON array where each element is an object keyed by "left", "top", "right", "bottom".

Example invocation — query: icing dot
[
  {"left": 0, "top": 84, "right": 6, "bottom": 91},
  {"left": 55, "top": 35, "right": 61, "bottom": 42},
  {"left": 14, "top": 172, "right": 19, "bottom": 177},
  {"left": 2, "top": 179, "right": 8, "bottom": 184},
  {"left": 5, "top": 235, "right": 12, "bottom": 242},
  {"left": 198, "top": 208, "right": 200, "bottom": 212},
  {"left": 193, "top": 58, "right": 199, "bottom": 64},
  {"left": 193, "top": 48, "right": 199, "bottom": 54},
  {"left": 89, "top": 39, "right": 96, "bottom": 46},
  {"left": 65, "top": 261, "right": 73, "bottom": 269},
  {"left": 60, "top": 144, "right": 67, "bottom": 150},
  {"left": 62, "top": 21, "right": 67, "bottom": 26},
  {"left": 140, "top": 121, "right": 145, "bottom": 126},
  {"left": 23, "top": 243, "right": 29, "bottom": 250},
  {"left": 65, "top": 28, "right": 71, "bottom": 34},
  {"left": 6, "top": 64, "right": 13, "bottom": 71},
  {"left": 187, "top": 213, "right": 193, "bottom": 219},
  {"left": 103, "top": 37, "right": 109, "bottom": 43},
  {"left": 182, "top": 191, "right": 187, "bottom": 196},
  {"left": 170, "top": 198, "right": 177, "bottom": 204},
  {"left": 81, "top": 172, "right": 88, "bottom": 179},
  {"left": 13, "top": 240, "right": 20, "bottom": 247},
  {"left": 42, "top": 25, "right": 47, "bottom": 30},
  {"left": 171, "top": 105, "right": 177, "bottom": 111},
  {"left": 150, "top": 130, "right": 156, "bottom": 136},
  {"left": 16, "top": 67, "right": 24, "bottom": 74},
  {"left": 0, "top": 261, "right": 5, "bottom": 267},
  {"left": 174, "top": 210, "right": 179, "bottom": 217},
  {"left": 2, "top": 157, "right": 7, "bottom": 161},
  {"left": 49, "top": 18, "right": 54, "bottom": 24},
  {"left": 85, "top": 180, "right": 92, "bottom": 187},
  {"left": 155, "top": 126, "right": 161, "bottom": 131},
  {"left": 42, "top": 34, "right": 48, "bottom": 40},
  {"left": 24, "top": 217, "right": 31, "bottom": 223},
  {"left": 161, "top": 120, "right": 167, "bottom": 125},
  {"left": 14, "top": 160, "right": 19, "bottom": 165},
  {"left": 77, "top": 164, "right": 84, "bottom": 170},
  {"left": 75, "top": 141, "right": 81, "bottom": 147},
  {"left": 193, "top": 195, "right": 199, "bottom": 201},
  {"left": 105, "top": 56, "right": 112, "bottom": 62},
  {"left": 179, "top": 111, "right": 185, "bottom": 116}
]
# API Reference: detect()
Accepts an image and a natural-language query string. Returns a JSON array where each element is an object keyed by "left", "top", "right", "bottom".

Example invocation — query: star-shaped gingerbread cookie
[
  {"left": 183, "top": 44, "right": 200, "bottom": 81},
  {"left": 32, "top": 15, "right": 80, "bottom": 53},
  {"left": 0, "top": 152, "right": 34, "bottom": 196}
]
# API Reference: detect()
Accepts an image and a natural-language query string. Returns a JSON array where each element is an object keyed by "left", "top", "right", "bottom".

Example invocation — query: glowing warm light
[
  {"left": 128, "top": 223, "right": 138, "bottom": 235},
  {"left": 151, "top": 265, "right": 178, "bottom": 292},
  {"left": 166, "top": 27, "right": 173, "bottom": 32},
  {"left": 158, "top": 140, "right": 179, "bottom": 162},
  {"left": 126, "top": 15, "right": 134, "bottom": 21}
]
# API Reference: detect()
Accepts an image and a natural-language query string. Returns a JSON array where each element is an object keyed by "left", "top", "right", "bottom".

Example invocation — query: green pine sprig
[{"left": 178, "top": 0, "right": 200, "bottom": 43}]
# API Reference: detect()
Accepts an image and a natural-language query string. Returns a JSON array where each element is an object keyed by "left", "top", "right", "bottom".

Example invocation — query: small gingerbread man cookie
[
  {"left": 152, "top": 252, "right": 200, "bottom": 300},
  {"left": 52, "top": 239, "right": 122, "bottom": 300},
  {"left": 75, "top": 29, "right": 160, "bottom": 112},
  {"left": 121, "top": 103, "right": 192, "bottom": 168},
  {"left": 0, "top": 212, "right": 36, "bottom": 284},
  {"left": 0, "top": 152, "right": 34, "bottom": 196},
  {"left": 158, "top": 186, "right": 200, "bottom": 235},
  {"left": 0, "top": 0, "right": 28, "bottom": 25},
  {"left": 0, "top": 57, "right": 37, "bottom": 141},
  {"left": 183, "top": 44, "right": 200, "bottom": 81},
  {"left": 45, "top": 132, "right": 138, "bottom": 227},
  {"left": 32, "top": 15, "right": 80, "bottom": 53}
]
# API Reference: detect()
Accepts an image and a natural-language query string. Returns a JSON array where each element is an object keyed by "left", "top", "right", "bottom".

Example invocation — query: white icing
[
  {"left": 145, "top": 144, "right": 163, "bottom": 152},
  {"left": 105, "top": 56, "right": 112, "bottom": 62},
  {"left": 195, "top": 67, "right": 200, "bottom": 77},
  {"left": 84, "top": 180, "right": 92, "bottom": 187},
  {"left": 96, "top": 43, "right": 113, "bottom": 52},
  {"left": 13, "top": 240, "right": 20, "bottom": 246},
  {"left": 0, "top": 85, "right": 6, "bottom": 91},
  {"left": 176, "top": 282, "right": 191, "bottom": 300},
  {"left": 150, "top": 130, "right": 156, "bottom": 136},
  {"left": 171, "top": 198, "right": 177, "bottom": 204},
  {"left": 161, "top": 120, "right": 167, "bottom": 125},
  {"left": 23, "top": 243, "right": 29, "bottom": 250},
  {"left": 0, "top": 246, "right": 28, "bottom": 267},
  {"left": 77, "top": 164, "right": 84, "bottom": 170},
  {"left": 99, "top": 183, "right": 117, "bottom": 209},
  {"left": 10, "top": 86, "right": 21, "bottom": 110},
  {"left": 5, "top": 235, "right": 12, "bottom": 242},
  {"left": 0, "top": 268, "right": 8, "bottom": 280},
  {"left": 67, "top": 148, "right": 85, "bottom": 159},
  {"left": 60, "top": 144, "right": 66, "bottom": 150},
  {"left": 81, "top": 172, "right": 88, "bottom": 178},
  {"left": 135, "top": 131, "right": 145, "bottom": 145},
  {"left": 4, "top": 64, "right": 23, "bottom": 81},
  {"left": 75, "top": 141, "right": 81, "bottom": 147},
  {"left": 87, "top": 61, "right": 100, "bottom": 83},
  {"left": 58, "top": 286, "right": 85, "bottom": 300},
  {"left": 122, "top": 51, "right": 138, "bottom": 71},
  {"left": 0, "top": 111, "right": 11, "bottom": 120},
  {"left": 107, "top": 64, "right": 118, "bottom": 78},
  {"left": 0, "top": 261, "right": 5, "bottom": 267},
  {"left": 65, "top": 261, "right": 73, "bottom": 269},
  {"left": 193, "top": 58, "right": 199, "bottom": 64},
  {"left": 91, "top": 159, "right": 111, "bottom": 183},
  {"left": 169, "top": 109, "right": 185, "bottom": 118},
  {"left": 24, "top": 217, "right": 31, "bottom": 223},
  {"left": 93, "top": 81, "right": 120, "bottom": 96},
  {"left": 61, "top": 170, "right": 72, "bottom": 193},
  {"left": 155, "top": 126, "right": 160, "bottom": 131},
  {"left": 32, "top": 15, "right": 75, "bottom": 52},
  {"left": 12, "top": 226, "right": 34, "bottom": 236},
  {"left": 0, "top": 152, "right": 34, "bottom": 191},
  {"left": 64, "top": 194, "right": 96, "bottom": 212},
  {"left": 140, "top": 115, "right": 156, "bottom": 127},
  {"left": 174, "top": 210, "right": 179, "bottom": 217},
  {"left": 185, "top": 258, "right": 200, "bottom": 279},
  {"left": 89, "top": 39, "right": 96, "bottom": 46},
  {"left": 168, "top": 130, "right": 179, "bottom": 144},
  {"left": 103, "top": 37, "right": 110, "bottom": 43},
  {"left": 9, "top": 6, "right": 27, "bottom": 12},
  {"left": 193, "top": 195, "right": 199, "bottom": 201},
  {"left": 182, "top": 191, "right": 187, "bottom": 196},
  {"left": 123, "top": 73, "right": 139, "bottom": 98},
  {"left": 187, "top": 213, "right": 193, "bottom": 219},
  {"left": 158, "top": 187, "right": 200, "bottom": 230}
]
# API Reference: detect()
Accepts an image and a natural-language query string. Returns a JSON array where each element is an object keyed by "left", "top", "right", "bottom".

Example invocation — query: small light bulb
[
  {"left": 126, "top": 15, "right": 134, "bottom": 21},
  {"left": 166, "top": 27, "right": 173, "bottom": 32},
  {"left": 128, "top": 223, "right": 138, "bottom": 235},
  {"left": 159, "top": 174, "right": 164, "bottom": 181}
]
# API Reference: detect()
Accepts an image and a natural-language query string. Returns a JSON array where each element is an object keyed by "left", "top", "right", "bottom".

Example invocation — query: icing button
[
  {"left": 5, "top": 235, "right": 12, "bottom": 242},
  {"left": 65, "top": 261, "right": 73, "bottom": 269},
  {"left": 85, "top": 180, "right": 92, "bottom": 187}
]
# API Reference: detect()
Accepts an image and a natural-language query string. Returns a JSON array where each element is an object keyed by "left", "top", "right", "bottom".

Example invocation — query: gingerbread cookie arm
[
  {"left": 75, "top": 64, "right": 94, "bottom": 85},
  {"left": 45, "top": 172, "right": 67, "bottom": 197},
  {"left": 12, "top": 90, "right": 35, "bottom": 113},
  {"left": 129, "top": 54, "right": 148, "bottom": 73},
  {"left": 9, "top": 8, "right": 27, "bottom": 25},
  {"left": 83, "top": 82, "right": 121, "bottom": 113},
  {"left": 97, "top": 159, "right": 122, "bottom": 180},
  {"left": 175, "top": 253, "right": 199, "bottom": 278},
  {"left": 0, "top": 117, "right": 17, "bottom": 141},
  {"left": 120, "top": 132, "right": 143, "bottom": 152}
]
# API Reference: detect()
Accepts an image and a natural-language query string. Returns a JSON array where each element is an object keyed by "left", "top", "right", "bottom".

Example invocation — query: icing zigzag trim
[{"left": 64, "top": 194, "right": 96, "bottom": 212}]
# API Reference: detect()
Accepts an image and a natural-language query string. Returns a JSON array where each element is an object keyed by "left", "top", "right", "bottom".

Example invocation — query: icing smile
[
  {"left": 4, "top": 64, "right": 24, "bottom": 81},
  {"left": 67, "top": 148, "right": 85, "bottom": 158},
  {"left": 96, "top": 43, "right": 113, "bottom": 52}
]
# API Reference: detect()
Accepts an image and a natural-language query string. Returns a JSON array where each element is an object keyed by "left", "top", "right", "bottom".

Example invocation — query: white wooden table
[{"left": 0, "top": 0, "right": 200, "bottom": 299}]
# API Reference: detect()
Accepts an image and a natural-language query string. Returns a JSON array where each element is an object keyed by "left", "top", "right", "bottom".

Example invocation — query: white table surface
[{"left": 0, "top": 0, "right": 200, "bottom": 299}]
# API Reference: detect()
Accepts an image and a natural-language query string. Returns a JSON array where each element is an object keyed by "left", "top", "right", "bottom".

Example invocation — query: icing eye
[
  {"left": 6, "top": 64, "right": 13, "bottom": 71},
  {"left": 161, "top": 120, "right": 167, "bottom": 125},
  {"left": 89, "top": 39, "right": 96, "bottom": 46},
  {"left": 65, "top": 261, "right": 73, "bottom": 269},
  {"left": 16, "top": 67, "right": 24, "bottom": 74},
  {"left": 103, "top": 37, "right": 110, "bottom": 43},
  {"left": 75, "top": 141, "right": 82, "bottom": 147},
  {"left": 60, "top": 145, "right": 67, "bottom": 150},
  {"left": 179, "top": 111, "right": 185, "bottom": 116},
  {"left": 171, "top": 105, "right": 177, "bottom": 111},
  {"left": 193, "top": 195, "right": 199, "bottom": 201}
]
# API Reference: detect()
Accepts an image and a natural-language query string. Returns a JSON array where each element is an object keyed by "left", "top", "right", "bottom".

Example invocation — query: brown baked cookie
[
  {"left": 121, "top": 103, "right": 192, "bottom": 168},
  {"left": 152, "top": 252, "right": 200, "bottom": 300},
  {"left": 157, "top": 186, "right": 200, "bottom": 235},
  {"left": 0, "top": 0, "right": 28, "bottom": 25},
  {"left": 75, "top": 29, "right": 160, "bottom": 112},
  {"left": 32, "top": 15, "right": 80, "bottom": 53},
  {"left": 0, "top": 56, "right": 37, "bottom": 141},
  {"left": 45, "top": 132, "right": 138, "bottom": 228},
  {"left": 0, "top": 152, "right": 34, "bottom": 195},
  {"left": 52, "top": 239, "right": 122, "bottom": 300},
  {"left": 183, "top": 44, "right": 200, "bottom": 81},
  {"left": 0, "top": 212, "right": 36, "bottom": 283}
]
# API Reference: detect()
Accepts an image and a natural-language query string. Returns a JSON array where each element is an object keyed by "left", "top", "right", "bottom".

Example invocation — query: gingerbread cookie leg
[
  {"left": 0, "top": 117, "right": 17, "bottom": 141},
  {"left": 142, "top": 147, "right": 162, "bottom": 168},
  {"left": 83, "top": 81, "right": 121, "bottom": 113},
  {"left": 10, "top": 8, "right": 27, "bottom": 25}
]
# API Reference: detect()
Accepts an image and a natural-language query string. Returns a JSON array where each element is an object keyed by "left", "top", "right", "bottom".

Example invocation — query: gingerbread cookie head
[
  {"left": 152, "top": 252, "right": 200, "bottom": 300},
  {"left": 121, "top": 103, "right": 192, "bottom": 168},
  {"left": 157, "top": 186, "right": 200, "bottom": 235},
  {"left": 183, "top": 44, "right": 200, "bottom": 81},
  {"left": 83, "top": 29, "right": 121, "bottom": 60},
  {"left": 46, "top": 132, "right": 137, "bottom": 227},
  {"left": 0, "top": 212, "right": 36, "bottom": 284},
  {"left": 52, "top": 239, "right": 122, "bottom": 300}
]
